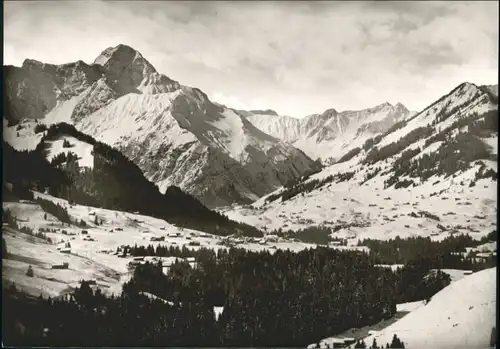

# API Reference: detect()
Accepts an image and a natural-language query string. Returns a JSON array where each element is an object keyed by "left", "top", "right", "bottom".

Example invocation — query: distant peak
[
  {"left": 459, "top": 81, "right": 475, "bottom": 87},
  {"left": 322, "top": 108, "right": 338, "bottom": 115},
  {"left": 395, "top": 102, "right": 409, "bottom": 112},
  {"left": 250, "top": 109, "right": 279, "bottom": 116},
  {"left": 22, "top": 58, "right": 44, "bottom": 68},
  {"left": 377, "top": 101, "right": 393, "bottom": 108},
  {"left": 456, "top": 81, "right": 479, "bottom": 92},
  {"left": 480, "top": 84, "right": 498, "bottom": 97},
  {"left": 98, "top": 44, "right": 141, "bottom": 57},
  {"left": 93, "top": 44, "right": 154, "bottom": 71}
]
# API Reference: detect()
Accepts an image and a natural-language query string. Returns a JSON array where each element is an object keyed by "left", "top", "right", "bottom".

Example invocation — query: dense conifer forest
[
  {"left": 359, "top": 232, "right": 497, "bottom": 270},
  {"left": 3, "top": 245, "right": 445, "bottom": 347}
]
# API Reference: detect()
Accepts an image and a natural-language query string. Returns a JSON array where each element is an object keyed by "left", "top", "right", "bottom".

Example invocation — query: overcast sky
[{"left": 4, "top": 1, "right": 498, "bottom": 118}]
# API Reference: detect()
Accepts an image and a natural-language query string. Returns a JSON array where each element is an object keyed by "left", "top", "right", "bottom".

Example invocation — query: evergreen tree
[
  {"left": 26, "top": 265, "right": 34, "bottom": 277},
  {"left": 390, "top": 334, "right": 402, "bottom": 348},
  {"left": 2, "top": 238, "right": 7, "bottom": 258},
  {"left": 62, "top": 139, "right": 72, "bottom": 148}
]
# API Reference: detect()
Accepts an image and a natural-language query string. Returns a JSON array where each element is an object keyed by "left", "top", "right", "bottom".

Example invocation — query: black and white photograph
[{"left": 2, "top": 1, "right": 498, "bottom": 348}]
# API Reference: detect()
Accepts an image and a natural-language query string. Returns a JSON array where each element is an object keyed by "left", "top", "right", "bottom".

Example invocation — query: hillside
[
  {"left": 2, "top": 190, "right": 317, "bottom": 299},
  {"left": 3, "top": 123, "right": 262, "bottom": 237},
  {"left": 3, "top": 44, "right": 319, "bottom": 208},
  {"left": 353, "top": 267, "right": 496, "bottom": 349},
  {"left": 243, "top": 102, "right": 414, "bottom": 163},
  {"left": 223, "top": 82, "right": 498, "bottom": 242}
]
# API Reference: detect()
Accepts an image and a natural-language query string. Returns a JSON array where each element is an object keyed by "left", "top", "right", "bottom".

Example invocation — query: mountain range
[
  {"left": 241, "top": 102, "right": 414, "bottom": 163},
  {"left": 2, "top": 42, "right": 497, "bottom": 349},
  {"left": 3, "top": 44, "right": 498, "bottom": 215},
  {"left": 4, "top": 44, "right": 319, "bottom": 208},
  {"left": 223, "top": 81, "right": 498, "bottom": 241}
]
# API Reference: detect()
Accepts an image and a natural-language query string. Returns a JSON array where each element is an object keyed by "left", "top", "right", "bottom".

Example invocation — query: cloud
[{"left": 4, "top": 1, "right": 498, "bottom": 117}]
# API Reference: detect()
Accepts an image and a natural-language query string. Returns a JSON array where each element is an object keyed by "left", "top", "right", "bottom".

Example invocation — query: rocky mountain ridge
[
  {"left": 223, "top": 82, "right": 498, "bottom": 242},
  {"left": 243, "top": 102, "right": 414, "bottom": 163},
  {"left": 3, "top": 44, "right": 319, "bottom": 208}
]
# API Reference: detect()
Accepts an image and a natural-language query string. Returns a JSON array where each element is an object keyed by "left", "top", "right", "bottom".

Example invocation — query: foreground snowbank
[{"left": 358, "top": 267, "right": 496, "bottom": 349}]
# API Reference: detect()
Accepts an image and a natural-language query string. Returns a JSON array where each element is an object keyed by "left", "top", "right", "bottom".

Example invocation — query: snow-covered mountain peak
[
  {"left": 394, "top": 102, "right": 409, "bottom": 112},
  {"left": 22, "top": 58, "right": 45, "bottom": 69},
  {"left": 91, "top": 44, "right": 180, "bottom": 96},
  {"left": 372, "top": 101, "right": 393, "bottom": 110},
  {"left": 245, "top": 102, "right": 413, "bottom": 162},
  {"left": 320, "top": 108, "right": 339, "bottom": 117},
  {"left": 249, "top": 109, "right": 279, "bottom": 116},
  {"left": 4, "top": 45, "right": 319, "bottom": 208},
  {"left": 225, "top": 81, "right": 497, "bottom": 239}
]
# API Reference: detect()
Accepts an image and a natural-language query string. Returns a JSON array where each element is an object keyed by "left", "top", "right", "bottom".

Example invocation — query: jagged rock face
[
  {"left": 4, "top": 44, "right": 319, "bottom": 208},
  {"left": 71, "top": 78, "right": 118, "bottom": 123},
  {"left": 4, "top": 66, "right": 48, "bottom": 121},
  {"left": 246, "top": 102, "right": 414, "bottom": 162},
  {"left": 481, "top": 85, "right": 498, "bottom": 97},
  {"left": 75, "top": 87, "right": 319, "bottom": 208},
  {"left": 4, "top": 60, "right": 102, "bottom": 122},
  {"left": 93, "top": 44, "right": 179, "bottom": 96},
  {"left": 4, "top": 44, "right": 180, "bottom": 123}
]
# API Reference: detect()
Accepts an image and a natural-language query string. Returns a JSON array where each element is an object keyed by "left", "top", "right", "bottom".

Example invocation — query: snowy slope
[
  {"left": 223, "top": 82, "right": 498, "bottom": 241},
  {"left": 44, "top": 91, "right": 89, "bottom": 124},
  {"left": 73, "top": 87, "right": 317, "bottom": 207},
  {"left": 46, "top": 136, "right": 95, "bottom": 169},
  {"left": 3, "top": 119, "right": 45, "bottom": 151},
  {"left": 3, "top": 192, "right": 318, "bottom": 298},
  {"left": 355, "top": 268, "right": 496, "bottom": 349},
  {"left": 245, "top": 102, "right": 414, "bottom": 162},
  {"left": 3, "top": 44, "right": 318, "bottom": 208}
]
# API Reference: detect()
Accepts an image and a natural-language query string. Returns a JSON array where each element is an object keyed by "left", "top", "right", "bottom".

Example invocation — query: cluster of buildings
[{"left": 127, "top": 256, "right": 197, "bottom": 274}]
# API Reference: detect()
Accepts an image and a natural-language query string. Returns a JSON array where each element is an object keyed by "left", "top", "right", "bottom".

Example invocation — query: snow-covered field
[
  {"left": 436, "top": 269, "right": 474, "bottom": 283},
  {"left": 3, "top": 119, "right": 45, "bottom": 151},
  {"left": 3, "top": 226, "right": 128, "bottom": 298},
  {"left": 396, "top": 301, "right": 426, "bottom": 313},
  {"left": 312, "top": 302, "right": 420, "bottom": 349},
  {"left": 311, "top": 268, "right": 496, "bottom": 349},
  {"left": 222, "top": 82, "right": 497, "bottom": 245},
  {"left": 46, "top": 136, "right": 95, "bottom": 168},
  {"left": 355, "top": 267, "right": 496, "bottom": 349},
  {"left": 44, "top": 91, "right": 89, "bottom": 125},
  {"left": 222, "top": 165, "right": 496, "bottom": 243},
  {"left": 3, "top": 193, "right": 321, "bottom": 298}
]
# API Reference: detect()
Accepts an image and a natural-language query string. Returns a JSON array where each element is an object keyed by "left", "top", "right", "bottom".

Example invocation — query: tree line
[
  {"left": 384, "top": 109, "right": 498, "bottom": 188},
  {"left": 359, "top": 233, "right": 497, "bottom": 271},
  {"left": 3, "top": 245, "right": 453, "bottom": 347},
  {"left": 4, "top": 122, "right": 263, "bottom": 238}
]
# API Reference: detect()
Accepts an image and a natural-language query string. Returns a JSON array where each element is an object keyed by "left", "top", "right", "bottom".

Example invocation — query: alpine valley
[
  {"left": 224, "top": 81, "right": 498, "bottom": 241},
  {"left": 2, "top": 44, "right": 498, "bottom": 349},
  {"left": 4, "top": 44, "right": 320, "bottom": 208}
]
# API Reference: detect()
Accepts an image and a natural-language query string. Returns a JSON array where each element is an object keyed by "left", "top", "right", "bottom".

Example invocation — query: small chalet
[{"left": 51, "top": 262, "right": 69, "bottom": 269}]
